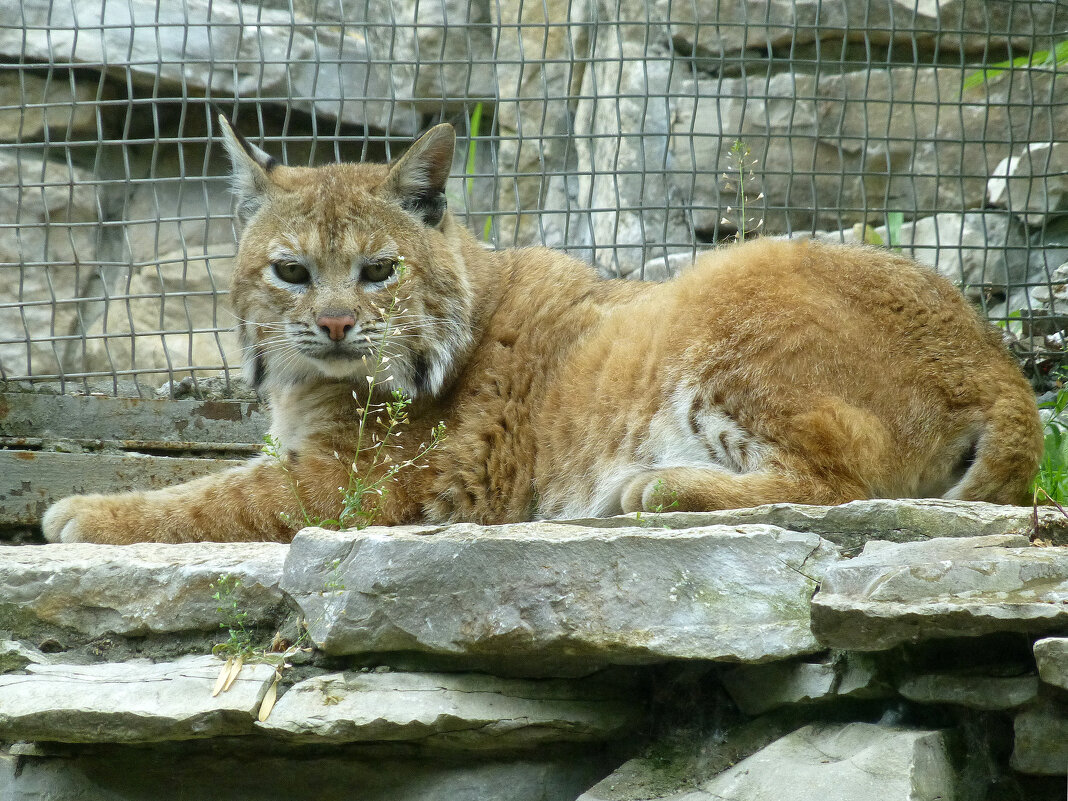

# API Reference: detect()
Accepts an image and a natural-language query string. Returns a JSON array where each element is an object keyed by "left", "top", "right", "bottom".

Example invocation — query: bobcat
[{"left": 43, "top": 117, "right": 1043, "bottom": 544}]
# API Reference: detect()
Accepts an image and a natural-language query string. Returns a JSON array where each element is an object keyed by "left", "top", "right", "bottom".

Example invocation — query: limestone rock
[
  {"left": 0, "top": 655, "right": 276, "bottom": 742},
  {"left": 811, "top": 535, "right": 1068, "bottom": 651},
  {"left": 988, "top": 142, "right": 1068, "bottom": 226},
  {"left": 720, "top": 652, "right": 887, "bottom": 715},
  {"left": 1011, "top": 700, "right": 1068, "bottom": 776},
  {"left": 0, "top": 73, "right": 100, "bottom": 141},
  {"left": 0, "top": 641, "right": 49, "bottom": 673},
  {"left": 897, "top": 673, "right": 1039, "bottom": 711},
  {"left": 572, "top": 59, "right": 1065, "bottom": 274},
  {"left": 0, "top": 746, "right": 610, "bottom": 801},
  {"left": 281, "top": 522, "right": 840, "bottom": 675},
  {"left": 691, "top": 723, "right": 958, "bottom": 801},
  {"left": 1033, "top": 637, "right": 1068, "bottom": 691},
  {"left": 577, "top": 714, "right": 796, "bottom": 801},
  {"left": 258, "top": 669, "right": 639, "bottom": 748},
  {"left": 77, "top": 252, "right": 242, "bottom": 377},
  {"left": 0, "top": 153, "right": 100, "bottom": 380},
  {"left": 6, "top": 0, "right": 420, "bottom": 135},
  {"left": 667, "top": 0, "right": 1066, "bottom": 59},
  {"left": 0, "top": 542, "right": 288, "bottom": 638},
  {"left": 559, "top": 499, "right": 1067, "bottom": 551},
  {"left": 491, "top": 0, "right": 592, "bottom": 250}
]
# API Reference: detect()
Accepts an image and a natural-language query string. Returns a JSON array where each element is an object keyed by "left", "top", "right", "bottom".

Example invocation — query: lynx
[{"left": 43, "top": 118, "right": 1043, "bottom": 544}]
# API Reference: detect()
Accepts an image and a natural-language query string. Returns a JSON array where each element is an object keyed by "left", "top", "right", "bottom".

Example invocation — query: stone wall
[
  {"left": 1, "top": 0, "right": 1066, "bottom": 386},
  {"left": 1, "top": 499, "right": 1067, "bottom": 799}
]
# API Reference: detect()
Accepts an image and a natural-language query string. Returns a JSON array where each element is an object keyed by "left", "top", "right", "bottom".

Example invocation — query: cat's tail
[{"left": 943, "top": 394, "right": 1043, "bottom": 506}]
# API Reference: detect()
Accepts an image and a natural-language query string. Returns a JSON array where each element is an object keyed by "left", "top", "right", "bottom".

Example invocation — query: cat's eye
[
  {"left": 362, "top": 258, "right": 397, "bottom": 283},
  {"left": 272, "top": 260, "right": 310, "bottom": 285}
]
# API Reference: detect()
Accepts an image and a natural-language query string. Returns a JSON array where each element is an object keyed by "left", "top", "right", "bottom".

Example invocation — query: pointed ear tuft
[
  {"left": 216, "top": 113, "right": 277, "bottom": 224},
  {"left": 384, "top": 123, "right": 456, "bottom": 228}
]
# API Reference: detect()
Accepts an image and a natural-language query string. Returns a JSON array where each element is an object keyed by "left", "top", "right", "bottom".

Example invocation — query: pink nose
[{"left": 317, "top": 312, "right": 356, "bottom": 342}]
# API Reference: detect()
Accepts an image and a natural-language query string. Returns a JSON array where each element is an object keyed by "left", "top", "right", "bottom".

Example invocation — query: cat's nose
[{"left": 317, "top": 311, "right": 356, "bottom": 342}]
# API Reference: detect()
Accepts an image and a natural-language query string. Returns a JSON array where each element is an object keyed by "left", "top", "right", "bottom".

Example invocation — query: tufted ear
[
  {"left": 216, "top": 113, "right": 278, "bottom": 224},
  {"left": 383, "top": 123, "right": 455, "bottom": 228}
]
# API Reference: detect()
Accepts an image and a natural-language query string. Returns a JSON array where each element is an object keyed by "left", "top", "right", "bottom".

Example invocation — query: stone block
[
  {"left": 0, "top": 153, "right": 101, "bottom": 380},
  {"left": 1011, "top": 700, "right": 1068, "bottom": 776},
  {"left": 559, "top": 499, "right": 1067, "bottom": 551},
  {"left": 666, "top": 0, "right": 1066, "bottom": 59},
  {"left": 897, "top": 673, "right": 1039, "bottom": 711},
  {"left": 6, "top": 0, "right": 421, "bottom": 135},
  {"left": 0, "top": 541, "right": 288, "bottom": 638},
  {"left": 281, "top": 522, "right": 840, "bottom": 675},
  {"left": 692, "top": 723, "right": 958, "bottom": 801},
  {"left": 0, "top": 655, "right": 275, "bottom": 742},
  {"left": 76, "top": 252, "right": 241, "bottom": 378},
  {"left": 988, "top": 142, "right": 1068, "bottom": 227},
  {"left": 258, "top": 669, "right": 639, "bottom": 748},
  {"left": 0, "top": 72, "right": 100, "bottom": 141},
  {"left": 811, "top": 535, "right": 1068, "bottom": 651},
  {"left": 0, "top": 746, "right": 610, "bottom": 801},
  {"left": 720, "top": 652, "right": 886, "bottom": 715},
  {"left": 571, "top": 60, "right": 1065, "bottom": 275},
  {"left": 1033, "top": 637, "right": 1068, "bottom": 692}
]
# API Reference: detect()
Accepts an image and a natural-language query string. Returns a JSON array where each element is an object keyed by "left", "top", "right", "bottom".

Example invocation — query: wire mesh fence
[{"left": 1, "top": 0, "right": 1066, "bottom": 396}]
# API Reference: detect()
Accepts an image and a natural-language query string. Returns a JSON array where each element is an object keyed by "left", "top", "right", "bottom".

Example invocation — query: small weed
[
  {"left": 325, "top": 558, "right": 345, "bottom": 591},
  {"left": 719, "top": 140, "right": 764, "bottom": 241},
  {"left": 465, "top": 102, "right": 494, "bottom": 242},
  {"left": 211, "top": 573, "right": 255, "bottom": 659},
  {"left": 963, "top": 40, "right": 1068, "bottom": 91},
  {"left": 1033, "top": 384, "right": 1068, "bottom": 506},
  {"left": 634, "top": 479, "right": 681, "bottom": 526}
]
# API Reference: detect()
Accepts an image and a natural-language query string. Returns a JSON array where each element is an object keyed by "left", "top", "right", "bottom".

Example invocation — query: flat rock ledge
[
  {"left": 811, "top": 534, "right": 1068, "bottom": 650},
  {"left": 0, "top": 656, "right": 276, "bottom": 743},
  {"left": 257, "top": 670, "right": 640, "bottom": 749},
  {"left": 281, "top": 522, "right": 840, "bottom": 674},
  {"left": 0, "top": 542, "right": 288, "bottom": 638},
  {"left": 1, "top": 499, "right": 1066, "bottom": 800}
]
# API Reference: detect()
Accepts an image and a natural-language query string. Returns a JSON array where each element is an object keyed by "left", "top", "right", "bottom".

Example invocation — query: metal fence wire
[{"left": 1, "top": 0, "right": 1066, "bottom": 396}]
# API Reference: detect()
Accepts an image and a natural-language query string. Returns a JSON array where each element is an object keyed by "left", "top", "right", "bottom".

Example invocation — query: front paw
[
  {"left": 42, "top": 496, "right": 94, "bottom": 543},
  {"left": 41, "top": 495, "right": 135, "bottom": 544},
  {"left": 620, "top": 470, "right": 678, "bottom": 514}
]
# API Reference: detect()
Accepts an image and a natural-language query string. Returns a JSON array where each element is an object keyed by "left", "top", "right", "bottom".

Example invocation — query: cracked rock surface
[
  {"left": 257, "top": 669, "right": 640, "bottom": 748},
  {"left": 281, "top": 522, "right": 841, "bottom": 675}
]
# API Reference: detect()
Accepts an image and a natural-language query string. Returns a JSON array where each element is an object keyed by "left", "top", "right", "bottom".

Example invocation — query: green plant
[
  {"left": 1033, "top": 385, "right": 1068, "bottom": 506},
  {"left": 633, "top": 479, "right": 681, "bottom": 526},
  {"left": 963, "top": 40, "right": 1068, "bottom": 91},
  {"left": 464, "top": 102, "right": 494, "bottom": 242},
  {"left": 719, "top": 140, "right": 764, "bottom": 241},
  {"left": 211, "top": 573, "right": 255, "bottom": 660}
]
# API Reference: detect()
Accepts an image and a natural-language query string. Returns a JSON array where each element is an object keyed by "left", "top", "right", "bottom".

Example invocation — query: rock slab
[
  {"left": 1011, "top": 701, "right": 1068, "bottom": 776},
  {"left": 281, "top": 522, "right": 840, "bottom": 675},
  {"left": 0, "top": 542, "right": 288, "bottom": 638},
  {"left": 0, "top": 655, "right": 275, "bottom": 742},
  {"left": 258, "top": 669, "right": 639, "bottom": 748},
  {"left": 897, "top": 673, "right": 1038, "bottom": 711},
  {"left": 690, "top": 723, "right": 957, "bottom": 801},
  {"left": 811, "top": 535, "right": 1068, "bottom": 650},
  {"left": 1033, "top": 637, "right": 1068, "bottom": 691}
]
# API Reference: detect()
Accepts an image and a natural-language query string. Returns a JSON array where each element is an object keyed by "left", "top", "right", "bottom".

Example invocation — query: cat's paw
[
  {"left": 620, "top": 470, "right": 680, "bottom": 514},
  {"left": 41, "top": 496, "right": 112, "bottom": 543}
]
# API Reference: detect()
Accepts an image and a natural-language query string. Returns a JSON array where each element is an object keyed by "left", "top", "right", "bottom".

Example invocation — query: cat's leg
[
  {"left": 619, "top": 466, "right": 855, "bottom": 514},
  {"left": 41, "top": 451, "right": 353, "bottom": 544}
]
